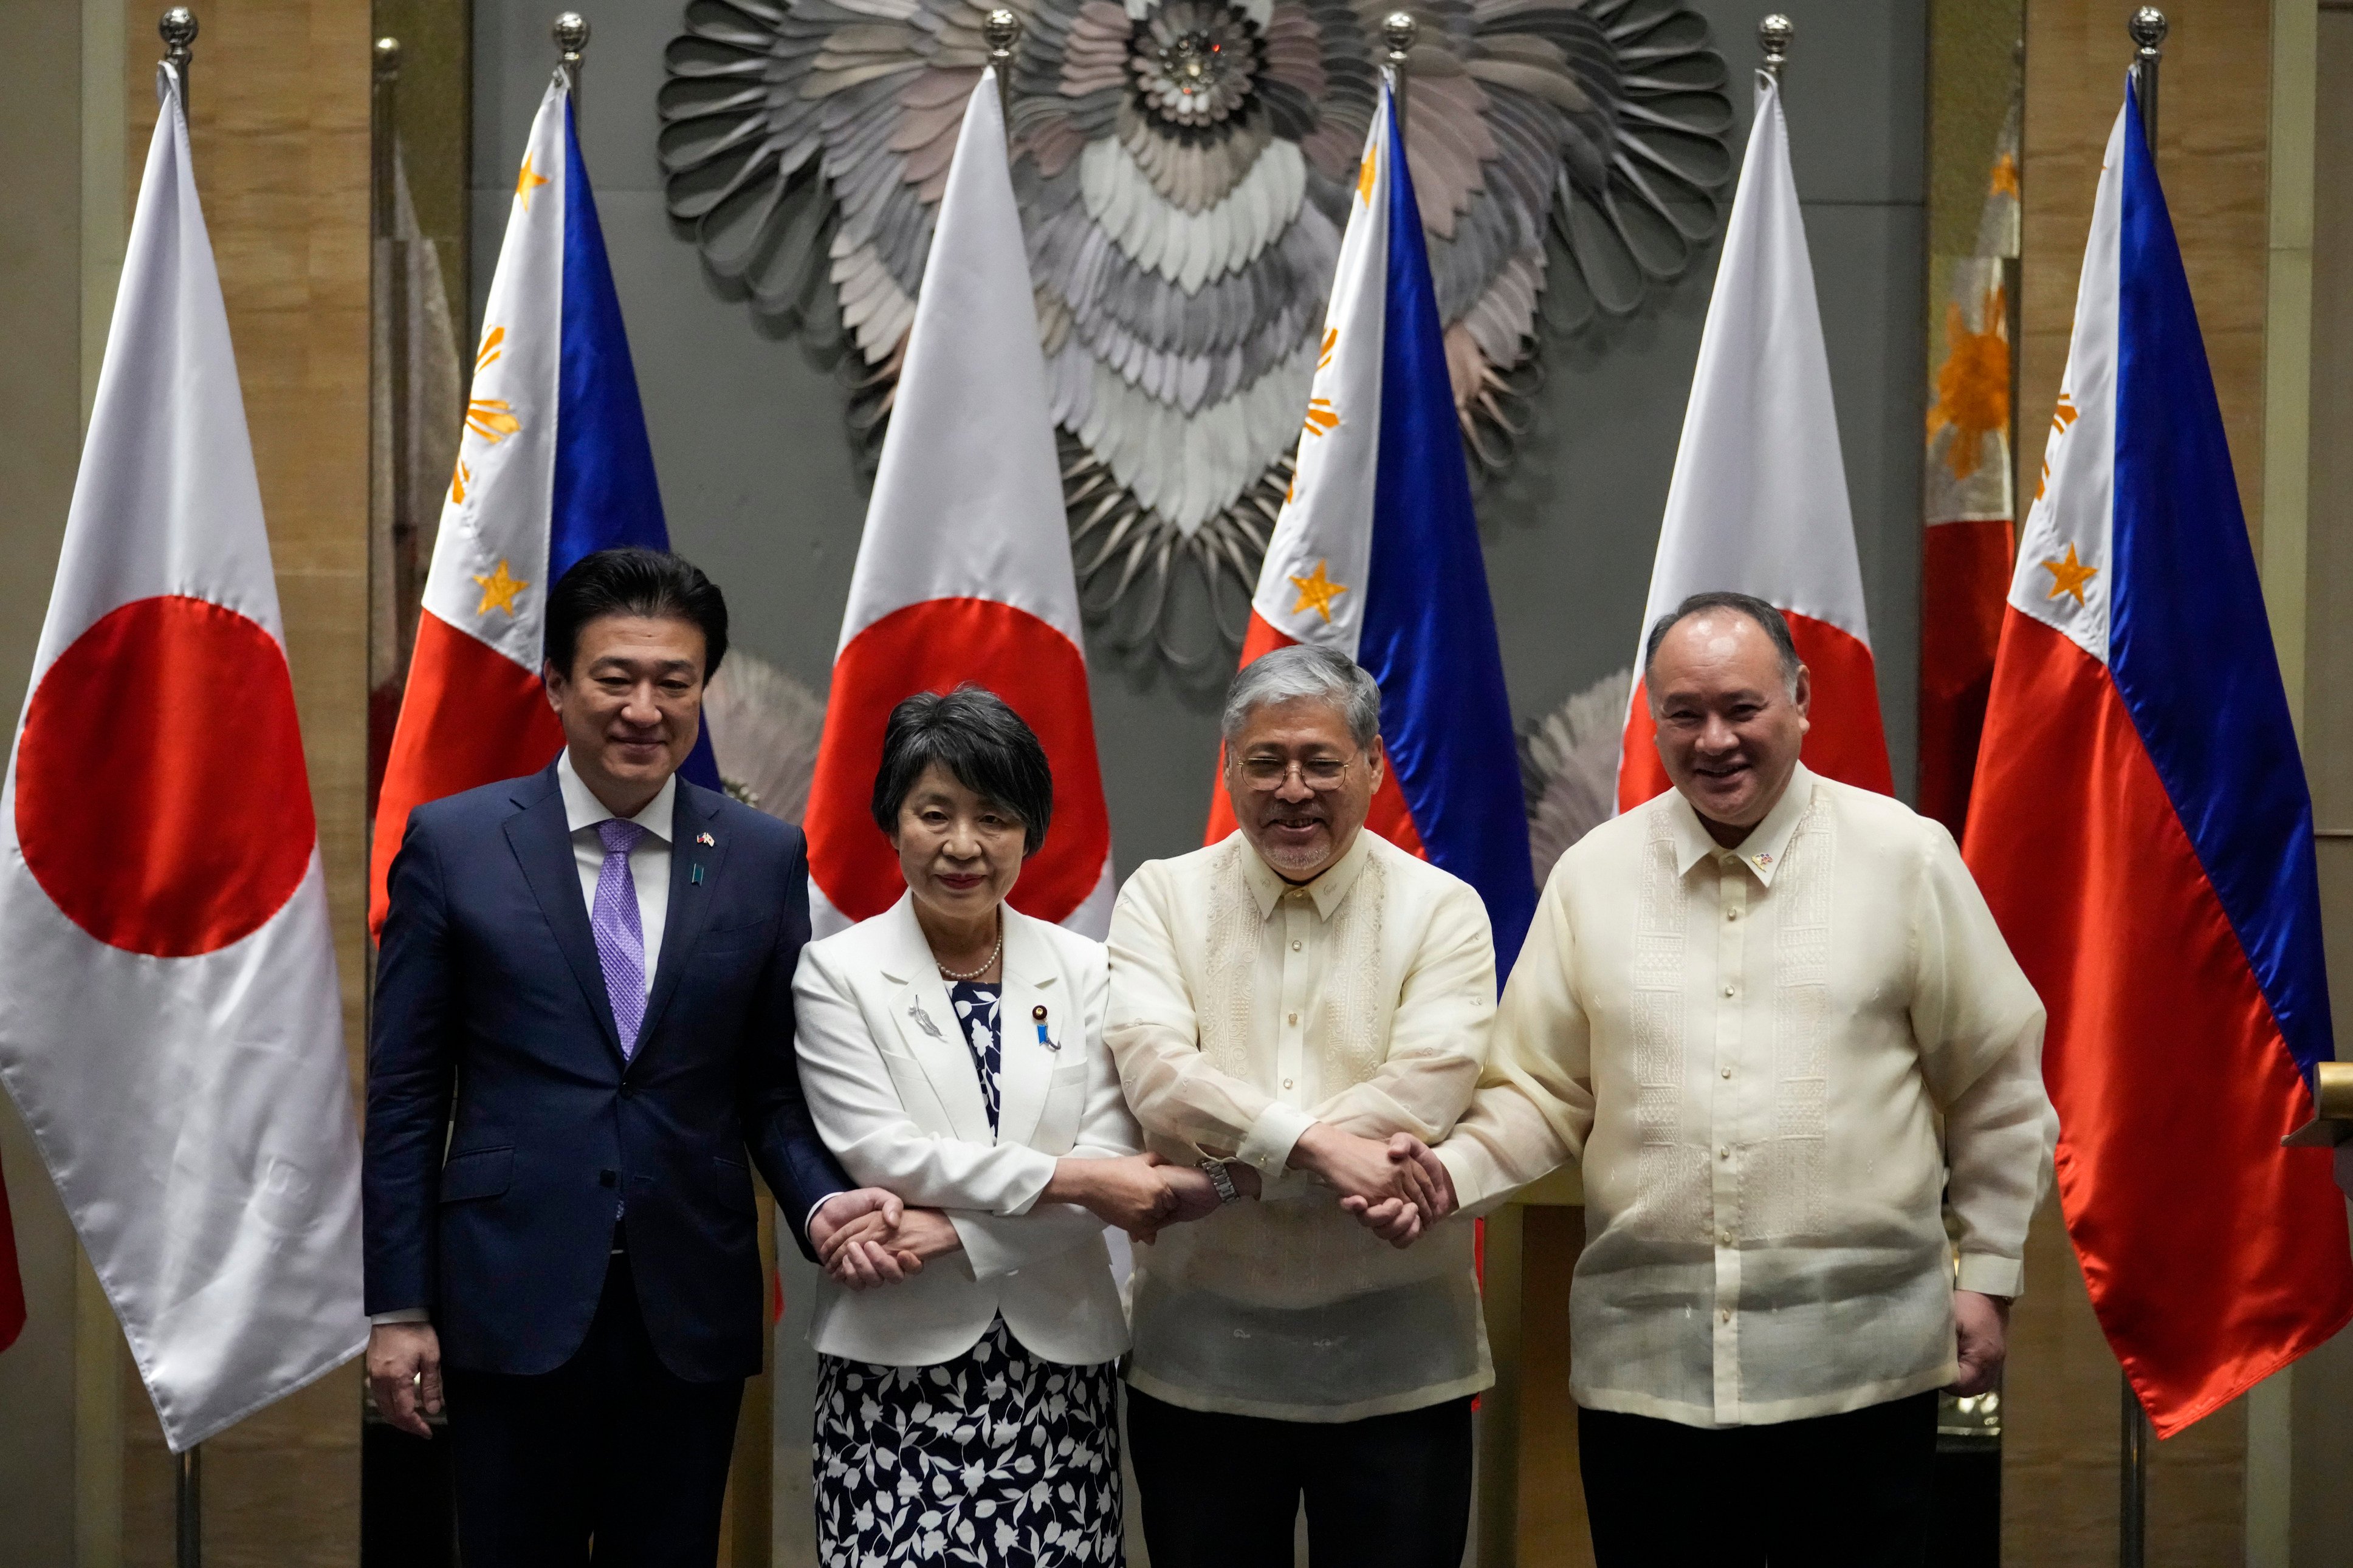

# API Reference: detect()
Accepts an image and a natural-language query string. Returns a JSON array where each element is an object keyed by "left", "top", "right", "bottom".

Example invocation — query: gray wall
[{"left": 471, "top": 0, "right": 1926, "bottom": 878}]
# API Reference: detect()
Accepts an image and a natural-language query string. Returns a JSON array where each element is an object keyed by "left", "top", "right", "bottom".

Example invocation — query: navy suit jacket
[{"left": 363, "top": 763, "right": 850, "bottom": 1381}]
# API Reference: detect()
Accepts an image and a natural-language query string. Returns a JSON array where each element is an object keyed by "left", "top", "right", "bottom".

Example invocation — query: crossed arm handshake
[{"left": 811, "top": 1126, "right": 1458, "bottom": 1289}]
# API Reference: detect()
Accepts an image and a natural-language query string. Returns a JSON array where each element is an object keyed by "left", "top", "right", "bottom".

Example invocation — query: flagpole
[
  {"left": 1382, "top": 11, "right": 1415, "bottom": 141},
  {"left": 2129, "top": 7, "right": 2168, "bottom": 162},
  {"left": 2113, "top": 30, "right": 2164, "bottom": 1568},
  {"left": 553, "top": 11, "right": 588, "bottom": 112},
  {"left": 163, "top": 19, "right": 207, "bottom": 1560},
  {"left": 983, "top": 8, "right": 1019, "bottom": 137}
]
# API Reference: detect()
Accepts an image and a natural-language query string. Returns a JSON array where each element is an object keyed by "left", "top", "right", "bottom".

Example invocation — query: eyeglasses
[{"left": 1235, "top": 755, "right": 1355, "bottom": 791}]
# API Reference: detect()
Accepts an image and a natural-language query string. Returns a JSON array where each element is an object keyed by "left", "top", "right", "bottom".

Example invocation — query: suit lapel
[
  {"left": 992, "top": 912, "right": 1062, "bottom": 1152},
  {"left": 880, "top": 896, "right": 996, "bottom": 1143},
  {"left": 503, "top": 765, "right": 624, "bottom": 1063},
  {"left": 636, "top": 782, "right": 727, "bottom": 1067}
]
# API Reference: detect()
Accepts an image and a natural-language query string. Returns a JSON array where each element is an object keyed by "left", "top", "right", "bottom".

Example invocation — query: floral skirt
[{"left": 813, "top": 1316, "right": 1123, "bottom": 1566}]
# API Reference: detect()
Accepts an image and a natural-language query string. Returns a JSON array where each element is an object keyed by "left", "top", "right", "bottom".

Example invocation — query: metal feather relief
[
  {"left": 1522, "top": 665, "right": 1629, "bottom": 884},
  {"left": 661, "top": 0, "right": 1733, "bottom": 669},
  {"left": 704, "top": 649, "right": 828, "bottom": 821}
]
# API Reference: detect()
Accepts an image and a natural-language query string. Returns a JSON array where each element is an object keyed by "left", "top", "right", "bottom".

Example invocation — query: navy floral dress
[{"left": 812, "top": 981, "right": 1125, "bottom": 1565}]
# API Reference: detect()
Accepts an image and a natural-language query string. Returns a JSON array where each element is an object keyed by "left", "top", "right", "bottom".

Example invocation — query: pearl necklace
[{"left": 934, "top": 923, "right": 1003, "bottom": 982}]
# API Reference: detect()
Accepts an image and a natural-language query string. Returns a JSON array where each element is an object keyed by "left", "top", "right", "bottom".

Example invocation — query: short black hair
[
  {"left": 543, "top": 548, "right": 729, "bottom": 680},
  {"left": 871, "top": 686, "right": 1054, "bottom": 857},
  {"left": 1643, "top": 591, "right": 1801, "bottom": 688}
]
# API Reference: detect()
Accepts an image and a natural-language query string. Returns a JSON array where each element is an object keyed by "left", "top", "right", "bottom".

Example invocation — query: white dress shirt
[
  {"left": 1436, "top": 766, "right": 2059, "bottom": 1428},
  {"left": 371, "top": 751, "right": 678, "bottom": 1326},
  {"left": 1106, "top": 829, "right": 1499, "bottom": 1422},
  {"left": 555, "top": 748, "right": 672, "bottom": 984}
]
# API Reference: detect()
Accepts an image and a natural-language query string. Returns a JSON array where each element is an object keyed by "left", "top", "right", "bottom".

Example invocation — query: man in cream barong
[
  {"left": 1106, "top": 645, "right": 1497, "bottom": 1568},
  {"left": 1423, "top": 594, "right": 2059, "bottom": 1567}
]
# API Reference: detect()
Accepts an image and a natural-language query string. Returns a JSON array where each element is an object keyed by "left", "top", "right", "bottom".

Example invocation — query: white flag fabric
[
  {"left": 801, "top": 70, "right": 1114, "bottom": 939},
  {"left": 0, "top": 67, "right": 363, "bottom": 1451},
  {"left": 1619, "top": 72, "right": 1891, "bottom": 810}
]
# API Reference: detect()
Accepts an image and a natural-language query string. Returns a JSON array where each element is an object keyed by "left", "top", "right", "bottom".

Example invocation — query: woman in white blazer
[{"left": 793, "top": 686, "right": 1217, "bottom": 1567}]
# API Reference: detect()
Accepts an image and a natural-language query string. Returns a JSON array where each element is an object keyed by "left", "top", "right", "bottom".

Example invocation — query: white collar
[
  {"left": 1664, "top": 762, "right": 1818, "bottom": 887},
  {"left": 557, "top": 748, "right": 676, "bottom": 846},
  {"left": 1237, "top": 824, "right": 1378, "bottom": 923}
]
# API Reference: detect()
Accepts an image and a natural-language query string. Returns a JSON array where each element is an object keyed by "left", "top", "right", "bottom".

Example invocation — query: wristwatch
[{"left": 1198, "top": 1159, "right": 1240, "bottom": 1205}]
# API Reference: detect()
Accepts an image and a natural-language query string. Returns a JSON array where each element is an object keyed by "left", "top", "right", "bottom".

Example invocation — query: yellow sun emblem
[
  {"left": 1288, "top": 560, "right": 1348, "bottom": 624},
  {"left": 1925, "top": 284, "right": 2009, "bottom": 482},
  {"left": 473, "top": 558, "right": 531, "bottom": 618},
  {"left": 1302, "top": 397, "right": 1339, "bottom": 438},
  {"left": 1356, "top": 144, "right": 1377, "bottom": 205},
  {"left": 2041, "top": 543, "right": 2098, "bottom": 608},
  {"left": 2034, "top": 393, "right": 2081, "bottom": 502}
]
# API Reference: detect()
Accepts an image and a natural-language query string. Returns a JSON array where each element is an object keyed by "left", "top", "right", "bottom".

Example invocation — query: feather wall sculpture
[
  {"left": 1522, "top": 665, "right": 1630, "bottom": 884},
  {"left": 661, "top": 0, "right": 1733, "bottom": 669}
]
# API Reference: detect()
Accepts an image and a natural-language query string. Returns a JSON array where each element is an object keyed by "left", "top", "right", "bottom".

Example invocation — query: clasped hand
[
  {"left": 814, "top": 1155, "right": 1234, "bottom": 1290},
  {"left": 1291, "top": 1125, "right": 1456, "bottom": 1249}
]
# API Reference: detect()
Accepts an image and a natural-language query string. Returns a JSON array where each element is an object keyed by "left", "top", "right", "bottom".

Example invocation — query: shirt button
[
  {"left": 1291, "top": 940, "right": 1302, "bottom": 952},
  {"left": 1288, "top": 1012, "right": 1299, "bottom": 1025},
  {"left": 1721, "top": 1067, "right": 1733, "bottom": 1080},
  {"left": 1720, "top": 1308, "right": 1733, "bottom": 1323},
  {"left": 1722, "top": 984, "right": 1736, "bottom": 998},
  {"left": 1726, "top": 908, "right": 1739, "bottom": 922},
  {"left": 1718, "top": 1146, "right": 1730, "bottom": 1160},
  {"left": 1283, "top": 1078, "right": 1294, "bottom": 1090},
  {"left": 1719, "top": 1230, "right": 1733, "bottom": 1246}
]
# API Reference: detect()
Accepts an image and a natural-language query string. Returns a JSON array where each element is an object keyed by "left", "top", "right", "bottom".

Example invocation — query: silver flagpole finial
[
  {"left": 160, "top": 7, "right": 197, "bottom": 98},
  {"left": 1383, "top": 12, "right": 1416, "bottom": 139},
  {"left": 2128, "top": 7, "right": 2166, "bottom": 154},
  {"left": 553, "top": 11, "right": 589, "bottom": 96},
  {"left": 983, "top": 7, "right": 1020, "bottom": 63},
  {"left": 1383, "top": 10, "right": 1417, "bottom": 64},
  {"left": 1758, "top": 14, "right": 1794, "bottom": 85},
  {"left": 983, "top": 10, "right": 1020, "bottom": 134}
]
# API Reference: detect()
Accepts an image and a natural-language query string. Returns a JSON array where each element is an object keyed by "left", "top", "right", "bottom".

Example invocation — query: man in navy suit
[{"left": 364, "top": 549, "right": 909, "bottom": 1565}]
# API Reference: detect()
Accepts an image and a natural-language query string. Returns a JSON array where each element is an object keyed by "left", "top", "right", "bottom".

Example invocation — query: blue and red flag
[
  {"left": 1206, "top": 74, "right": 1534, "bottom": 970},
  {"left": 1963, "top": 84, "right": 2353, "bottom": 1434},
  {"left": 370, "top": 70, "right": 715, "bottom": 933}
]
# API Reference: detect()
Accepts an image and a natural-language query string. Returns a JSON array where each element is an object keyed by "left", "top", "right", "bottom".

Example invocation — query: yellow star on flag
[
  {"left": 2041, "top": 543, "right": 2098, "bottom": 606},
  {"left": 473, "top": 558, "right": 531, "bottom": 618},
  {"left": 1288, "top": 560, "right": 1348, "bottom": 624},
  {"left": 515, "top": 154, "right": 549, "bottom": 211}
]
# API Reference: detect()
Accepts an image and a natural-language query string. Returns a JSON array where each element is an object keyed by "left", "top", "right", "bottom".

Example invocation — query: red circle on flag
[
  {"left": 15, "top": 595, "right": 315, "bottom": 957},
  {"left": 806, "top": 598, "right": 1111, "bottom": 926}
]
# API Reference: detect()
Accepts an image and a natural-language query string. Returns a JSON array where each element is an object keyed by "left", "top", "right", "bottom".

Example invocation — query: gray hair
[{"left": 1220, "top": 645, "right": 1381, "bottom": 750}]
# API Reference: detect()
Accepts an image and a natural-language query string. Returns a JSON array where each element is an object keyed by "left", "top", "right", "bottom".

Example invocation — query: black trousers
[
  {"left": 1125, "top": 1385, "right": 1475, "bottom": 1568},
  {"left": 1578, "top": 1392, "right": 1937, "bottom": 1568},
  {"left": 443, "top": 1251, "right": 744, "bottom": 1568}
]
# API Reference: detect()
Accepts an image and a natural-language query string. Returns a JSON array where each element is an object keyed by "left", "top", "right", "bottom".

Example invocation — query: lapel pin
[
  {"left": 696, "top": 832, "right": 715, "bottom": 847},
  {"left": 1032, "top": 1003, "right": 1058, "bottom": 1050},
  {"left": 690, "top": 863, "right": 705, "bottom": 885}
]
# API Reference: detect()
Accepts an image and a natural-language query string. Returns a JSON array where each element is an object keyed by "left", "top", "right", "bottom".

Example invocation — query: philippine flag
[
  {"left": 1618, "top": 71, "right": 1891, "bottom": 812},
  {"left": 1205, "top": 74, "right": 1535, "bottom": 970},
  {"left": 369, "top": 70, "right": 716, "bottom": 935},
  {"left": 800, "top": 70, "right": 1114, "bottom": 938},
  {"left": 0, "top": 65, "right": 363, "bottom": 1448},
  {"left": 1963, "top": 87, "right": 2353, "bottom": 1435}
]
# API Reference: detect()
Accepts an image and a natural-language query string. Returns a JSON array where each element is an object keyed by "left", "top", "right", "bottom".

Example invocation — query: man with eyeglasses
[{"left": 1103, "top": 643, "right": 1499, "bottom": 1568}]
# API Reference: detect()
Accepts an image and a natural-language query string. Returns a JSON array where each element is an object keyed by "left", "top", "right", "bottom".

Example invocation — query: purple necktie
[{"left": 592, "top": 818, "right": 649, "bottom": 1058}]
